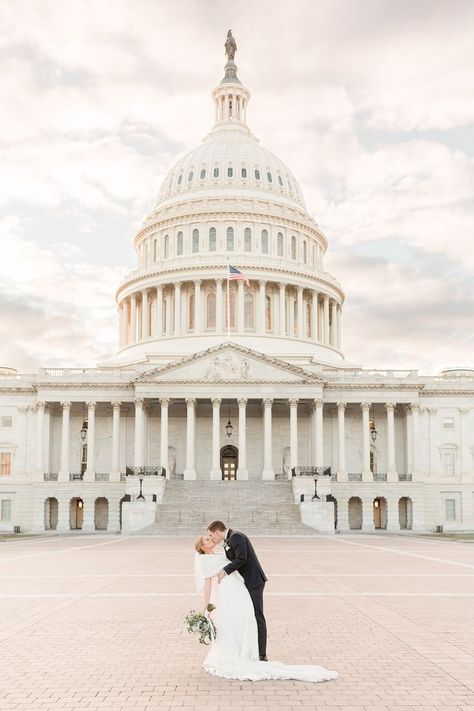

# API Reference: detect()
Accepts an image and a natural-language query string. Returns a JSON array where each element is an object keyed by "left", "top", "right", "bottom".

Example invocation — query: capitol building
[{"left": 1, "top": 36, "right": 473, "bottom": 536}]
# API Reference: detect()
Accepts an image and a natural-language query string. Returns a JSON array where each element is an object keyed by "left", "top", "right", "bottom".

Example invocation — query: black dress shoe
[{"left": 259, "top": 655, "right": 268, "bottom": 661}]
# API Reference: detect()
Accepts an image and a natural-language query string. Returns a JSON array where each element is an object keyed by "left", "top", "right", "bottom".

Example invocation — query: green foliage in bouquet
[{"left": 185, "top": 604, "right": 217, "bottom": 645}]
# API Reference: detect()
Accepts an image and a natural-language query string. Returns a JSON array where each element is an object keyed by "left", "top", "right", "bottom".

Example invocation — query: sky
[{"left": 0, "top": 0, "right": 473, "bottom": 374}]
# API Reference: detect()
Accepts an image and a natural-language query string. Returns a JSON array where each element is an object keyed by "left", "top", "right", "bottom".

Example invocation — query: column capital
[
  {"left": 60, "top": 401, "right": 71, "bottom": 409},
  {"left": 289, "top": 398, "right": 299, "bottom": 407},
  {"left": 314, "top": 398, "right": 324, "bottom": 408},
  {"left": 36, "top": 401, "right": 46, "bottom": 411},
  {"left": 237, "top": 397, "right": 248, "bottom": 407},
  {"left": 194, "top": 279, "right": 202, "bottom": 287},
  {"left": 459, "top": 407, "right": 471, "bottom": 416},
  {"left": 385, "top": 402, "right": 396, "bottom": 412},
  {"left": 278, "top": 282, "right": 286, "bottom": 290},
  {"left": 86, "top": 401, "right": 96, "bottom": 410},
  {"left": 360, "top": 402, "right": 371, "bottom": 412},
  {"left": 160, "top": 397, "right": 170, "bottom": 407},
  {"left": 134, "top": 398, "right": 145, "bottom": 407},
  {"left": 410, "top": 403, "right": 421, "bottom": 413},
  {"left": 156, "top": 283, "right": 163, "bottom": 292},
  {"left": 186, "top": 397, "right": 196, "bottom": 406},
  {"left": 297, "top": 285, "right": 303, "bottom": 293},
  {"left": 427, "top": 406, "right": 437, "bottom": 416},
  {"left": 111, "top": 400, "right": 122, "bottom": 410},
  {"left": 337, "top": 401, "right": 346, "bottom": 410},
  {"left": 263, "top": 398, "right": 273, "bottom": 407},
  {"left": 212, "top": 397, "right": 222, "bottom": 406},
  {"left": 259, "top": 279, "right": 267, "bottom": 287},
  {"left": 215, "top": 278, "right": 223, "bottom": 286}
]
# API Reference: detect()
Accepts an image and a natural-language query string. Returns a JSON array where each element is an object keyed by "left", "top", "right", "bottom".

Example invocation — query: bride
[{"left": 194, "top": 535, "right": 338, "bottom": 683}]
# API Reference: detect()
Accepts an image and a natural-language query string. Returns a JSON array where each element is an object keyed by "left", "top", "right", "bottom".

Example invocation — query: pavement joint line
[
  {"left": 1, "top": 572, "right": 474, "bottom": 578},
  {"left": 2, "top": 591, "right": 474, "bottom": 598},
  {"left": 0, "top": 536, "right": 127, "bottom": 563}
]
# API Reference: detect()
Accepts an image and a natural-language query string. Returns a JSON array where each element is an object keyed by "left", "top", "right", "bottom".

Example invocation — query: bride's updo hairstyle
[{"left": 194, "top": 536, "right": 205, "bottom": 554}]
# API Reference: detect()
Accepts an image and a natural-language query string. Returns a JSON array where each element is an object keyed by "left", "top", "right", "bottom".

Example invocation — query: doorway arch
[
  {"left": 220, "top": 445, "right": 238, "bottom": 480},
  {"left": 399, "top": 497, "right": 413, "bottom": 530},
  {"left": 348, "top": 496, "right": 362, "bottom": 530},
  {"left": 373, "top": 497, "right": 387, "bottom": 529},
  {"left": 70, "top": 498, "right": 84, "bottom": 530},
  {"left": 95, "top": 497, "right": 109, "bottom": 530},
  {"left": 44, "top": 497, "right": 58, "bottom": 530}
]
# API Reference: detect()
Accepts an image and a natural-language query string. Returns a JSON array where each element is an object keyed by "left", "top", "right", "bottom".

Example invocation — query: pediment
[{"left": 134, "top": 343, "right": 323, "bottom": 385}]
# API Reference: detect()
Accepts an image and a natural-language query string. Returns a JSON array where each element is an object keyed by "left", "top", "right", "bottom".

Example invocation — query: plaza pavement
[{"left": 0, "top": 533, "right": 474, "bottom": 711}]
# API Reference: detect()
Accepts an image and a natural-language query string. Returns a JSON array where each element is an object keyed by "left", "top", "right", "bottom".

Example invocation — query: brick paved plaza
[{"left": 1, "top": 534, "right": 474, "bottom": 711}]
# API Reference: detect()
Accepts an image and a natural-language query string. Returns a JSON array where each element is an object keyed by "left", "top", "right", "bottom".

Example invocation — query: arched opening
[
  {"left": 226, "top": 226, "right": 234, "bottom": 250},
  {"left": 209, "top": 227, "right": 216, "bottom": 251},
  {"left": 277, "top": 232, "right": 284, "bottom": 256},
  {"left": 119, "top": 496, "right": 127, "bottom": 531},
  {"left": 327, "top": 495, "right": 338, "bottom": 530},
  {"left": 220, "top": 445, "right": 238, "bottom": 481},
  {"left": 244, "top": 227, "right": 252, "bottom": 252},
  {"left": 291, "top": 235, "right": 297, "bottom": 260},
  {"left": 207, "top": 292, "right": 216, "bottom": 329},
  {"left": 95, "top": 497, "right": 109, "bottom": 531},
  {"left": 188, "top": 292, "right": 195, "bottom": 331},
  {"left": 398, "top": 497, "right": 413, "bottom": 530},
  {"left": 261, "top": 229, "right": 269, "bottom": 254},
  {"left": 70, "top": 498, "right": 84, "bottom": 530},
  {"left": 44, "top": 497, "right": 58, "bottom": 530},
  {"left": 373, "top": 497, "right": 387, "bottom": 530},
  {"left": 306, "top": 301, "right": 311, "bottom": 338},
  {"left": 177, "top": 231, "right": 183, "bottom": 255},
  {"left": 192, "top": 228, "right": 199, "bottom": 253},
  {"left": 265, "top": 295, "right": 272, "bottom": 331},
  {"left": 164, "top": 234, "right": 169, "bottom": 258},
  {"left": 224, "top": 290, "right": 236, "bottom": 329},
  {"left": 348, "top": 496, "right": 362, "bottom": 530},
  {"left": 244, "top": 292, "right": 254, "bottom": 330}
]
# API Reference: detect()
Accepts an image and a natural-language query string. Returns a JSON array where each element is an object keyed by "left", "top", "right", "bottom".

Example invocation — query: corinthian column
[
  {"left": 279, "top": 283, "right": 286, "bottom": 336},
  {"left": 84, "top": 402, "right": 96, "bottom": 480},
  {"left": 36, "top": 401, "right": 45, "bottom": 474},
  {"left": 311, "top": 291, "right": 318, "bottom": 341},
  {"left": 184, "top": 398, "right": 196, "bottom": 479},
  {"left": 134, "top": 399, "right": 145, "bottom": 469},
  {"left": 411, "top": 403, "right": 420, "bottom": 479},
  {"left": 141, "top": 289, "right": 149, "bottom": 339},
  {"left": 314, "top": 399, "right": 324, "bottom": 469},
  {"left": 289, "top": 398, "right": 299, "bottom": 475},
  {"left": 155, "top": 285, "right": 163, "bottom": 338},
  {"left": 59, "top": 401, "right": 71, "bottom": 481},
  {"left": 337, "top": 402, "right": 347, "bottom": 480},
  {"left": 160, "top": 398, "right": 169, "bottom": 477},
  {"left": 262, "top": 398, "right": 274, "bottom": 480},
  {"left": 121, "top": 300, "right": 128, "bottom": 346},
  {"left": 210, "top": 397, "right": 222, "bottom": 480},
  {"left": 174, "top": 282, "right": 181, "bottom": 335},
  {"left": 130, "top": 293, "right": 137, "bottom": 343},
  {"left": 258, "top": 280, "right": 266, "bottom": 332},
  {"left": 111, "top": 401, "right": 121, "bottom": 480},
  {"left": 194, "top": 280, "right": 202, "bottom": 334},
  {"left": 323, "top": 294, "right": 329, "bottom": 344},
  {"left": 296, "top": 287, "right": 303, "bottom": 337},
  {"left": 216, "top": 279, "right": 223, "bottom": 333},
  {"left": 386, "top": 402, "right": 397, "bottom": 481},
  {"left": 237, "top": 398, "right": 248, "bottom": 479},
  {"left": 361, "top": 402, "right": 371, "bottom": 482}
]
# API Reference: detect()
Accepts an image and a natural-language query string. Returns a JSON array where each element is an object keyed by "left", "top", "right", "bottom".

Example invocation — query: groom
[{"left": 207, "top": 520, "right": 268, "bottom": 661}]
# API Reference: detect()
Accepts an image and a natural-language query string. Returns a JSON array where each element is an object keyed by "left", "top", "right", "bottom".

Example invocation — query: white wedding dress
[{"left": 195, "top": 552, "right": 337, "bottom": 683}]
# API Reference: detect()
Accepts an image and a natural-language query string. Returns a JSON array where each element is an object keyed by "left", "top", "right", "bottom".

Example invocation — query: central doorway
[{"left": 220, "top": 445, "right": 238, "bottom": 480}]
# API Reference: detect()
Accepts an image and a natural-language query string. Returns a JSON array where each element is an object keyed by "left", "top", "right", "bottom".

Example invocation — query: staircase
[{"left": 136, "top": 480, "right": 318, "bottom": 535}]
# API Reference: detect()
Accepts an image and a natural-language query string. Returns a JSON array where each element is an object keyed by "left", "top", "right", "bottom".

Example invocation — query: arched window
[
  {"left": 261, "top": 229, "right": 269, "bottom": 254},
  {"left": 267, "top": 172, "right": 272, "bottom": 183},
  {"left": 291, "top": 235, "right": 296, "bottom": 260},
  {"left": 153, "top": 239, "right": 157, "bottom": 262},
  {"left": 200, "top": 168, "right": 206, "bottom": 179},
  {"left": 254, "top": 169, "right": 260, "bottom": 180},
  {"left": 224, "top": 290, "right": 236, "bottom": 329},
  {"left": 306, "top": 302, "right": 311, "bottom": 338},
  {"left": 312, "top": 245, "right": 315, "bottom": 268},
  {"left": 207, "top": 292, "right": 216, "bottom": 329},
  {"left": 164, "top": 234, "right": 169, "bottom": 259},
  {"left": 187, "top": 171, "right": 193, "bottom": 182},
  {"left": 278, "top": 175, "right": 283, "bottom": 186},
  {"left": 226, "top": 227, "right": 234, "bottom": 250},
  {"left": 213, "top": 167, "right": 219, "bottom": 178},
  {"left": 241, "top": 167, "right": 247, "bottom": 178},
  {"left": 303, "top": 241, "right": 307, "bottom": 264},
  {"left": 177, "top": 231, "right": 183, "bottom": 255},
  {"left": 177, "top": 174, "right": 182, "bottom": 185},
  {"left": 209, "top": 227, "right": 216, "bottom": 251},
  {"left": 192, "top": 229, "right": 199, "bottom": 253},
  {"left": 293, "top": 299, "right": 298, "bottom": 335},
  {"left": 162, "top": 297, "right": 167, "bottom": 333},
  {"left": 228, "top": 97, "right": 232, "bottom": 116},
  {"left": 188, "top": 293, "right": 195, "bottom": 331},
  {"left": 244, "top": 227, "right": 252, "bottom": 252},
  {"left": 244, "top": 293, "right": 254, "bottom": 329},
  {"left": 227, "top": 166, "right": 233, "bottom": 178},
  {"left": 265, "top": 295, "right": 272, "bottom": 331},
  {"left": 277, "top": 232, "right": 283, "bottom": 257}
]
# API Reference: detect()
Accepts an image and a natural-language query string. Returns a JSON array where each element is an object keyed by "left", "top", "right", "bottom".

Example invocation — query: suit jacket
[{"left": 223, "top": 529, "right": 268, "bottom": 590}]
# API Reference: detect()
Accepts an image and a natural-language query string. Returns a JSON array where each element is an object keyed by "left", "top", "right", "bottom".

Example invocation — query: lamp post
[
  {"left": 225, "top": 399, "right": 233, "bottom": 438},
  {"left": 137, "top": 468, "right": 145, "bottom": 501}
]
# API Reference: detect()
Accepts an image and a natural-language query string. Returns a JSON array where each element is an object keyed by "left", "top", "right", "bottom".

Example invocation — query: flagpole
[{"left": 226, "top": 258, "right": 230, "bottom": 341}]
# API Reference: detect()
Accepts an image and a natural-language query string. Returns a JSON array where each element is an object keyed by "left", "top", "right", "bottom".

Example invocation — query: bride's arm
[{"left": 202, "top": 577, "right": 212, "bottom": 613}]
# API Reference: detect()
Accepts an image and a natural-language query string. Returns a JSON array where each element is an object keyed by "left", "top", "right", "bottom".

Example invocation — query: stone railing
[
  {"left": 69, "top": 472, "right": 84, "bottom": 481},
  {"left": 125, "top": 466, "right": 164, "bottom": 477},
  {"left": 95, "top": 472, "right": 110, "bottom": 482},
  {"left": 373, "top": 472, "right": 387, "bottom": 481},
  {"left": 322, "top": 369, "right": 418, "bottom": 380},
  {"left": 294, "top": 466, "right": 331, "bottom": 477},
  {"left": 43, "top": 472, "right": 58, "bottom": 481},
  {"left": 348, "top": 472, "right": 362, "bottom": 481},
  {"left": 398, "top": 473, "right": 413, "bottom": 481}
]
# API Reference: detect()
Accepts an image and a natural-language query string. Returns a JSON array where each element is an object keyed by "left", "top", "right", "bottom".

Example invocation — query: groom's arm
[{"left": 222, "top": 533, "right": 248, "bottom": 576}]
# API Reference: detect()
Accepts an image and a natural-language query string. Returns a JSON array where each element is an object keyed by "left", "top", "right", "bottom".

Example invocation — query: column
[
  {"left": 121, "top": 300, "right": 128, "bottom": 346},
  {"left": 44, "top": 405, "right": 50, "bottom": 474},
  {"left": 111, "top": 401, "right": 121, "bottom": 480},
  {"left": 174, "top": 282, "right": 181, "bottom": 335},
  {"left": 279, "top": 283, "right": 286, "bottom": 336},
  {"left": 336, "top": 304, "right": 342, "bottom": 350},
  {"left": 362, "top": 497, "right": 375, "bottom": 532},
  {"left": 184, "top": 398, "right": 196, "bottom": 479},
  {"left": 405, "top": 405, "right": 413, "bottom": 475},
  {"left": 411, "top": 403, "right": 420, "bottom": 479},
  {"left": 337, "top": 497, "right": 349, "bottom": 532},
  {"left": 337, "top": 402, "right": 347, "bottom": 480},
  {"left": 386, "top": 497, "right": 400, "bottom": 533},
  {"left": 329, "top": 299, "right": 335, "bottom": 346},
  {"left": 296, "top": 287, "right": 303, "bottom": 337},
  {"left": 386, "top": 402, "right": 397, "bottom": 481},
  {"left": 428, "top": 407, "right": 438, "bottom": 478},
  {"left": 262, "top": 398, "right": 274, "bottom": 480},
  {"left": 130, "top": 293, "right": 137, "bottom": 343},
  {"left": 57, "top": 498, "right": 71, "bottom": 533},
  {"left": 141, "top": 289, "right": 149, "bottom": 339},
  {"left": 361, "top": 402, "right": 371, "bottom": 482},
  {"left": 323, "top": 294, "right": 329, "bottom": 344},
  {"left": 289, "top": 398, "right": 298, "bottom": 475},
  {"left": 155, "top": 285, "right": 163, "bottom": 338},
  {"left": 84, "top": 402, "right": 96, "bottom": 480},
  {"left": 258, "top": 280, "right": 266, "bottom": 332},
  {"left": 134, "top": 399, "right": 145, "bottom": 469},
  {"left": 314, "top": 399, "right": 324, "bottom": 469},
  {"left": 36, "top": 401, "right": 45, "bottom": 474},
  {"left": 194, "top": 280, "right": 202, "bottom": 334},
  {"left": 82, "top": 497, "right": 95, "bottom": 533},
  {"left": 460, "top": 408, "right": 472, "bottom": 481},
  {"left": 311, "top": 291, "right": 318, "bottom": 342},
  {"left": 59, "top": 401, "right": 71, "bottom": 481},
  {"left": 237, "top": 280, "right": 244, "bottom": 333},
  {"left": 160, "top": 398, "right": 169, "bottom": 477},
  {"left": 210, "top": 397, "right": 221, "bottom": 480},
  {"left": 165, "top": 290, "right": 171, "bottom": 336},
  {"left": 288, "top": 293, "right": 295, "bottom": 336},
  {"left": 237, "top": 398, "right": 248, "bottom": 479},
  {"left": 216, "top": 279, "right": 223, "bottom": 332}
]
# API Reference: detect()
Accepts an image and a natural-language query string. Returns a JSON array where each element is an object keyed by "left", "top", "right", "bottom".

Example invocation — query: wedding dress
[{"left": 195, "top": 552, "right": 338, "bottom": 683}]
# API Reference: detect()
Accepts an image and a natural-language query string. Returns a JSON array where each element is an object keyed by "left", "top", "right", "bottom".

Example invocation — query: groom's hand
[{"left": 217, "top": 570, "right": 226, "bottom": 584}]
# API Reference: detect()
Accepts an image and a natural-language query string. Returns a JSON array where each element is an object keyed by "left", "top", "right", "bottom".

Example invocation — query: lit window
[
  {"left": 207, "top": 292, "right": 216, "bottom": 329},
  {"left": 445, "top": 498, "right": 456, "bottom": 521},
  {"left": 0, "top": 453, "right": 11, "bottom": 476},
  {"left": 255, "top": 169, "right": 260, "bottom": 180},
  {"left": 278, "top": 175, "right": 283, "bottom": 186},
  {"left": 244, "top": 293, "right": 254, "bottom": 329},
  {"left": 200, "top": 169, "right": 206, "bottom": 179},
  {"left": 177, "top": 174, "right": 182, "bottom": 185},
  {"left": 0, "top": 499, "right": 12, "bottom": 521},
  {"left": 226, "top": 227, "right": 234, "bottom": 250},
  {"left": 443, "top": 418, "right": 455, "bottom": 429},
  {"left": 265, "top": 295, "right": 272, "bottom": 331},
  {"left": 227, "top": 166, "right": 233, "bottom": 178},
  {"left": 244, "top": 227, "right": 252, "bottom": 252},
  {"left": 213, "top": 167, "right": 219, "bottom": 178},
  {"left": 443, "top": 452, "right": 455, "bottom": 476},
  {"left": 192, "top": 229, "right": 200, "bottom": 253},
  {"left": 267, "top": 172, "right": 272, "bottom": 183},
  {"left": 277, "top": 232, "right": 283, "bottom": 257},
  {"left": 291, "top": 235, "right": 297, "bottom": 260},
  {"left": 261, "top": 229, "right": 269, "bottom": 254},
  {"left": 0, "top": 417, "right": 12, "bottom": 428},
  {"left": 177, "top": 232, "right": 183, "bottom": 256},
  {"left": 241, "top": 168, "right": 247, "bottom": 178},
  {"left": 209, "top": 227, "right": 216, "bottom": 252},
  {"left": 188, "top": 171, "right": 194, "bottom": 182}
]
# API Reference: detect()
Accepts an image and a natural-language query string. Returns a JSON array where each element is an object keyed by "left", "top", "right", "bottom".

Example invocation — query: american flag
[{"left": 228, "top": 264, "right": 250, "bottom": 286}]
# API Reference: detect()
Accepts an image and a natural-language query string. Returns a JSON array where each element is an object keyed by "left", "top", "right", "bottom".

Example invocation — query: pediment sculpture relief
[{"left": 205, "top": 353, "right": 250, "bottom": 381}]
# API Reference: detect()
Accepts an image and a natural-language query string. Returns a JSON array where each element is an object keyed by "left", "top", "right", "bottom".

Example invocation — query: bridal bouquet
[{"left": 185, "top": 604, "right": 216, "bottom": 645}]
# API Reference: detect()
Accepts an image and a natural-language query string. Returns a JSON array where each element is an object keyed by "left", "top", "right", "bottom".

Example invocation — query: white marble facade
[{"left": 0, "top": 50, "right": 473, "bottom": 535}]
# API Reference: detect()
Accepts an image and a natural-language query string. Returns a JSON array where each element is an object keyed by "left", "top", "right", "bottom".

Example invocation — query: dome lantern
[{"left": 211, "top": 30, "right": 251, "bottom": 133}]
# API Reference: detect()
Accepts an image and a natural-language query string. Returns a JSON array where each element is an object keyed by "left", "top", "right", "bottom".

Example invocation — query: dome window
[
  {"left": 200, "top": 169, "right": 206, "bottom": 179},
  {"left": 244, "top": 227, "right": 252, "bottom": 252},
  {"left": 261, "top": 229, "right": 269, "bottom": 254},
  {"left": 241, "top": 168, "right": 247, "bottom": 178},
  {"left": 192, "top": 229, "right": 200, "bottom": 253},
  {"left": 177, "top": 174, "right": 182, "bottom": 185},
  {"left": 278, "top": 175, "right": 283, "bottom": 187},
  {"left": 188, "top": 171, "right": 194, "bottom": 182},
  {"left": 213, "top": 167, "right": 219, "bottom": 178},
  {"left": 226, "top": 227, "right": 235, "bottom": 251},
  {"left": 244, "top": 293, "right": 254, "bottom": 330},
  {"left": 177, "top": 231, "right": 184, "bottom": 256},
  {"left": 267, "top": 172, "right": 273, "bottom": 183},
  {"left": 303, "top": 241, "right": 307, "bottom": 264},
  {"left": 164, "top": 235, "right": 169, "bottom": 259},
  {"left": 209, "top": 227, "right": 216, "bottom": 252},
  {"left": 277, "top": 232, "right": 284, "bottom": 257},
  {"left": 227, "top": 166, "right": 233, "bottom": 178},
  {"left": 291, "top": 235, "right": 297, "bottom": 260},
  {"left": 254, "top": 169, "right": 261, "bottom": 180}
]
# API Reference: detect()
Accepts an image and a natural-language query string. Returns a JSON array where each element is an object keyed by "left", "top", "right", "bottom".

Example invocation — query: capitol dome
[{"left": 112, "top": 39, "right": 346, "bottom": 369}]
